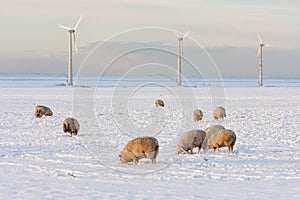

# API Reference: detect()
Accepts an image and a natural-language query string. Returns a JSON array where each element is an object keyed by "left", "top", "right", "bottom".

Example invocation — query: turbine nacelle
[
  {"left": 256, "top": 33, "right": 271, "bottom": 57},
  {"left": 256, "top": 33, "right": 271, "bottom": 47},
  {"left": 59, "top": 15, "right": 83, "bottom": 53},
  {"left": 174, "top": 30, "right": 190, "bottom": 40}
]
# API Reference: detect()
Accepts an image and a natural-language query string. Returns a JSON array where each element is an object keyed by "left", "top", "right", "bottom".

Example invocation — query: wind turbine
[
  {"left": 175, "top": 31, "right": 190, "bottom": 86},
  {"left": 256, "top": 33, "right": 271, "bottom": 86},
  {"left": 59, "top": 14, "right": 83, "bottom": 86}
]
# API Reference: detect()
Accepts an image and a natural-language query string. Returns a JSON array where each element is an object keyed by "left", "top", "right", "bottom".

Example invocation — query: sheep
[
  {"left": 155, "top": 99, "right": 164, "bottom": 107},
  {"left": 213, "top": 106, "right": 226, "bottom": 119},
  {"left": 205, "top": 129, "right": 236, "bottom": 152},
  {"left": 193, "top": 109, "right": 203, "bottom": 122},
  {"left": 62, "top": 118, "right": 80, "bottom": 136},
  {"left": 176, "top": 129, "right": 206, "bottom": 154},
  {"left": 119, "top": 136, "right": 159, "bottom": 165},
  {"left": 202, "top": 125, "right": 226, "bottom": 150},
  {"left": 35, "top": 105, "right": 53, "bottom": 118},
  {"left": 204, "top": 125, "right": 225, "bottom": 135}
]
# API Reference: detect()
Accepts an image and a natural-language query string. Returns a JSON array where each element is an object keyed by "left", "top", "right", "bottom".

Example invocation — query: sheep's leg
[
  {"left": 197, "top": 147, "right": 201, "bottom": 154},
  {"left": 214, "top": 146, "right": 219, "bottom": 152},
  {"left": 73, "top": 130, "right": 77, "bottom": 136},
  {"left": 133, "top": 157, "right": 139, "bottom": 165},
  {"left": 145, "top": 152, "right": 152, "bottom": 160},
  {"left": 151, "top": 158, "right": 156, "bottom": 164}
]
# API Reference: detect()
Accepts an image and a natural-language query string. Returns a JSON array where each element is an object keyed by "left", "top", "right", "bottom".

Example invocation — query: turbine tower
[
  {"left": 256, "top": 33, "right": 271, "bottom": 86},
  {"left": 175, "top": 31, "right": 190, "bottom": 86},
  {"left": 59, "top": 14, "right": 83, "bottom": 86}
]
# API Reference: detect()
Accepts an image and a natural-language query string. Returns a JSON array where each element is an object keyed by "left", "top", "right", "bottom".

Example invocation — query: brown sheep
[
  {"left": 204, "top": 125, "right": 225, "bottom": 135},
  {"left": 35, "top": 105, "right": 53, "bottom": 118},
  {"left": 119, "top": 136, "right": 159, "bottom": 165},
  {"left": 193, "top": 109, "right": 203, "bottom": 122},
  {"left": 205, "top": 129, "right": 236, "bottom": 152},
  {"left": 62, "top": 118, "right": 80, "bottom": 136},
  {"left": 202, "top": 125, "right": 225, "bottom": 150},
  {"left": 213, "top": 106, "right": 226, "bottom": 119},
  {"left": 176, "top": 129, "right": 206, "bottom": 154},
  {"left": 155, "top": 99, "right": 164, "bottom": 107}
]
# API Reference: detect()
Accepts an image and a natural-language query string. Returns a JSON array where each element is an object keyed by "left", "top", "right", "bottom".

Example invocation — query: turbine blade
[
  {"left": 265, "top": 43, "right": 271, "bottom": 47},
  {"left": 256, "top": 32, "right": 263, "bottom": 44},
  {"left": 173, "top": 31, "right": 181, "bottom": 38},
  {"left": 73, "top": 33, "right": 78, "bottom": 52},
  {"left": 74, "top": 14, "right": 83, "bottom": 30},
  {"left": 59, "top": 25, "right": 71, "bottom": 30},
  {"left": 183, "top": 30, "right": 190, "bottom": 38}
]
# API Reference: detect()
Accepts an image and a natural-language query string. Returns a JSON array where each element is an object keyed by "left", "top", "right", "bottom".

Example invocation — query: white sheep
[
  {"left": 204, "top": 125, "right": 225, "bottom": 135},
  {"left": 119, "top": 136, "right": 159, "bottom": 165},
  {"left": 213, "top": 106, "right": 226, "bottom": 119},
  {"left": 35, "top": 105, "right": 53, "bottom": 118},
  {"left": 193, "top": 109, "right": 203, "bottom": 122},
  {"left": 202, "top": 125, "right": 225, "bottom": 151},
  {"left": 176, "top": 129, "right": 206, "bottom": 154},
  {"left": 205, "top": 129, "right": 236, "bottom": 152},
  {"left": 62, "top": 118, "right": 80, "bottom": 136},
  {"left": 155, "top": 99, "right": 164, "bottom": 107}
]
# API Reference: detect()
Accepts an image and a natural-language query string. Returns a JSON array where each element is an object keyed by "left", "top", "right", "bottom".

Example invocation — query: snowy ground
[{"left": 0, "top": 85, "right": 299, "bottom": 199}]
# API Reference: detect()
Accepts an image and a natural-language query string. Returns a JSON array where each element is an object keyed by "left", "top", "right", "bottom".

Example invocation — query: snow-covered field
[{"left": 0, "top": 80, "right": 299, "bottom": 199}]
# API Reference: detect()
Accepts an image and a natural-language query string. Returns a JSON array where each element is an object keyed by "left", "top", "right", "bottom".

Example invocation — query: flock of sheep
[
  {"left": 35, "top": 99, "right": 236, "bottom": 165},
  {"left": 35, "top": 105, "right": 79, "bottom": 136}
]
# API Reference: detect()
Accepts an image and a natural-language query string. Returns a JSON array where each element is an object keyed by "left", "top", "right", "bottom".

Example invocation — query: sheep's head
[
  {"left": 35, "top": 108, "right": 42, "bottom": 117},
  {"left": 119, "top": 151, "right": 133, "bottom": 164},
  {"left": 155, "top": 100, "right": 164, "bottom": 107},
  {"left": 71, "top": 129, "right": 78, "bottom": 136}
]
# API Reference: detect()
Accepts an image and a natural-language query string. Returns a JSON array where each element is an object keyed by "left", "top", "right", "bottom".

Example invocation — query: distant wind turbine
[
  {"left": 175, "top": 31, "right": 190, "bottom": 86},
  {"left": 59, "top": 14, "right": 83, "bottom": 86},
  {"left": 256, "top": 33, "right": 271, "bottom": 86}
]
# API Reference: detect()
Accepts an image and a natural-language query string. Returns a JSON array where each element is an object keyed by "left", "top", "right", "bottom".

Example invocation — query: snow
[{"left": 0, "top": 76, "right": 299, "bottom": 199}]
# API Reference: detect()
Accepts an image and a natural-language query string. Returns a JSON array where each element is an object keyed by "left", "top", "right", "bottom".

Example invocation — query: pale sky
[{"left": 1, "top": 0, "right": 299, "bottom": 77}]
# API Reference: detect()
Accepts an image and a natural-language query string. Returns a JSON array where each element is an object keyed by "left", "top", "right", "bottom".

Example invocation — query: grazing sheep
[
  {"left": 205, "top": 129, "right": 236, "bottom": 152},
  {"left": 193, "top": 109, "right": 203, "bottom": 122},
  {"left": 213, "top": 106, "right": 226, "bottom": 119},
  {"left": 155, "top": 99, "right": 164, "bottom": 107},
  {"left": 176, "top": 129, "right": 206, "bottom": 154},
  {"left": 62, "top": 118, "right": 80, "bottom": 136},
  {"left": 119, "top": 136, "right": 159, "bottom": 165},
  {"left": 202, "top": 125, "right": 226, "bottom": 150},
  {"left": 35, "top": 105, "right": 53, "bottom": 118},
  {"left": 204, "top": 125, "right": 225, "bottom": 135}
]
